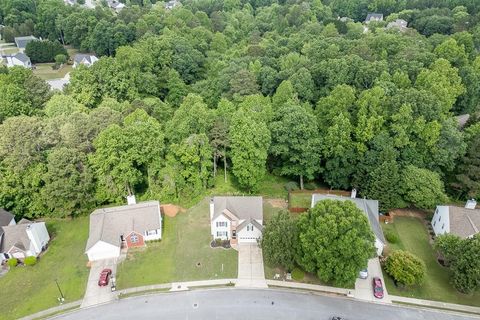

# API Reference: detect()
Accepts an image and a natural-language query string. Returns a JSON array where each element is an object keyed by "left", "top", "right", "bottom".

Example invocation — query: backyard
[
  {"left": 33, "top": 63, "right": 73, "bottom": 80},
  {"left": 116, "top": 197, "right": 238, "bottom": 289},
  {"left": 381, "top": 216, "right": 480, "bottom": 306},
  {"left": 0, "top": 217, "right": 90, "bottom": 320}
]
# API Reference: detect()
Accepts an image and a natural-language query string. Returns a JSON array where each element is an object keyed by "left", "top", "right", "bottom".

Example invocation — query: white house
[
  {"left": 165, "top": 0, "right": 181, "bottom": 10},
  {"left": 210, "top": 196, "right": 263, "bottom": 245},
  {"left": 85, "top": 199, "right": 162, "bottom": 262},
  {"left": 0, "top": 218, "right": 50, "bottom": 263},
  {"left": 73, "top": 54, "right": 98, "bottom": 68},
  {"left": 365, "top": 13, "right": 384, "bottom": 23},
  {"left": 432, "top": 200, "right": 479, "bottom": 239},
  {"left": 107, "top": 0, "right": 125, "bottom": 13},
  {"left": 311, "top": 193, "right": 386, "bottom": 256},
  {"left": 14, "top": 35, "right": 38, "bottom": 52},
  {"left": 1, "top": 53, "right": 32, "bottom": 68}
]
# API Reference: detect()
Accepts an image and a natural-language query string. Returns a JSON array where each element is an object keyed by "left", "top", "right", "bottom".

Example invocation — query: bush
[
  {"left": 284, "top": 181, "right": 299, "bottom": 192},
  {"left": 385, "top": 230, "right": 399, "bottom": 244},
  {"left": 303, "top": 182, "right": 317, "bottom": 190},
  {"left": 7, "top": 258, "right": 18, "bottom": 268},
  {"left": 385, "top": 250, "right": 426, "bottom": 286},
  {"left": 55, "top": 54, "right": 67, "bottom": 66},
  {"left": 24, "top": 256, "right": 37, "bottom": 266},
  {"left": 291, "top": 267, "right": 305, "bottom": 281}
]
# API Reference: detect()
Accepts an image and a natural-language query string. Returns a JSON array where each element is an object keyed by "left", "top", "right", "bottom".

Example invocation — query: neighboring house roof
[
  {"left": 212, "top": 196, "right": 263, "bottom": 222},
  {"left": 85, "top": 201, "right": 161, "bottom": 252},
  {"left": 14, "top": 36, "right": 38, "bottom": 49},
  {"left": 387, "top": 19, "right": 408, "bottom": 29},
  {"left": 311, "top": 194, "right": 386, "bottom": 243},
  {"left": 73, "top": 54, "right": 97, "bottom": 65},
  {"left": 365, "top": 13, "right": 384, "bottom": 23},
  {"left": 0, "top": 209, "right": 14, "bottom": 227},
  {"left": 1, "top": 53, "right": 31, "bottom": 67},
  {"left": 165, "top": 0, "right": 181, "bottom": 9},
  {"left": 456, "top": 114, "right": 470, "bottom": 129},
  {"left": 12, "top": 52, "right": 31, "bottom": 63},
  {"left": 0, "top": 224, "right": 31, "bottom": 253},
  {"left": 446, "top": 206, "right": 480, "bottom": 238}
]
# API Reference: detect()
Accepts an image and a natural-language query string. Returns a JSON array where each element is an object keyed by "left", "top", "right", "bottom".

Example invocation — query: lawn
[
  {"left": 289, "top": 192, "right": 312, "bottom": 208},
  {"left": 33, "top": 63, "right": 73, "bottom": 80},
  {"left": 381, "top": 217, "right": 480, "bottom": 306},
  {"left": 0, "top": 217, "right": 90, "bottom": 320},
  {"left": 0, "top": 43, "right": 19, "bottom": 54},
  {"left": 116, "top": 198, "right": 238, "bottom": 289}
]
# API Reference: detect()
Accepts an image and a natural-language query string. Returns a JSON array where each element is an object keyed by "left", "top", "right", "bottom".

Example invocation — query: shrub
[
  {"left": 291, "top": 267, "right": 305, "bottom": 281},
  {"left": 7, "top": 258, "right": 18, "bottom": 268},
  {"left": 284, "top": 181, "right": 299, "bottom": 192},
  {"left": 385, "top": 230, "right": 399, "bottom": 244},
  {"left": 303, "top": 182, "right": 317, "bottom": 190},
  {"left": 24, "top": 256, "right": 37, "bottom": 266},
  {"left": 385, "top": 250, "right": 426, "bottom": 286},
  {"left": 55, "top": 54, "right": 67, "bottom": 66}
]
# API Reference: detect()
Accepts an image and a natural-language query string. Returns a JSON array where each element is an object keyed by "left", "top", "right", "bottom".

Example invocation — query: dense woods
[{"left": 1, "top": 0, "right": 480, "bottom": 218}]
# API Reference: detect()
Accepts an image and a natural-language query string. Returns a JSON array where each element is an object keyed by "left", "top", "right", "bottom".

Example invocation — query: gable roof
[
  {"left": 311, "top": 194, "right": 385, "bottom": 243},
  {"left": 212, "top": 196, "right": 263, "bottom": 222},
  {"left": 365, "top": 13, "right": 384, "bottom": 22},
  {"left": 447, "top": 206, "right": 480, "bottom": 238},
  {"left": 0, "top": 224, "right": 31, "bottom": 253},
  {"left": 73, "top": 54, "right": 97, "bottom": 65},
  {"left": 0, "top": 209, "right": 14, "bottom": 227},
  {"left": 85, "top": 201, "right": 161, "bottom": 252},
  {"left": 12, "top": 52, "right": 31, "bottom": 64},
  {"left": 14, "top": 36, "right": 38, "bottom": 49}
]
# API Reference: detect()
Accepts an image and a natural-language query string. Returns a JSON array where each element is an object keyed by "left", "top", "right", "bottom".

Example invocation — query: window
[
  {"left": 441, "top": 223, "right": 445, "bottom": 229},
  {"left": 439, "top": 215, "right": 441, "bottom": 222},
  {"left": 130, "top": 234, "right": 139, "bottom": 243},
  {"left": 216, "top": 231, "right": 227, "bottom": 237},
  {"left": 247, "top": 224, "right": 254, "bottom": 232},
  {"left": 216, "top": 221, "right": 227, "bottom": 227},
  {"left": 146, "top": 230, "right": 157, "bottom": 236},
  {"left": 433, "top": 221, "right": 436, "bottom": 226}
]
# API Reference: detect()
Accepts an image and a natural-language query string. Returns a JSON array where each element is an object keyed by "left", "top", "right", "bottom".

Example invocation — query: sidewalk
[
  {"left": 18, "top": 300, "right": 82, "bottom": 320},
  {"left": 390, "top": 295, "right": 480, "bottom": 315},
  {"left": 266, "top": 280, "right": 350, "bottom": 296}
]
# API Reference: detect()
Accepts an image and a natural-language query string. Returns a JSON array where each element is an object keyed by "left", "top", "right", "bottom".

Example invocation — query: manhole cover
[{"left": 193, "top": 303, "right": 199, "bottom": 308}]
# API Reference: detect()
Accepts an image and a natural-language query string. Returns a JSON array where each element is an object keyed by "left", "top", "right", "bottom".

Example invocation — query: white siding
[
  {"left": 86, "top": 241, "right": 120, "bottom": 261},
  {"left": 26, "top": 222, "right": 50, "bottom": 255},
  {"left": 211, "top": 215, "right": 230, "bottom": 240},
  {"left": 432, "top": 206, "right": 450, "bottom": 236},
  {"left": 374, "top": 238, "right": 384, "bottom": 256},
  {"left": 144, "top": 228, "right": 162, "bottom": 241},
  {"left": 237, "top": 221, "right": 262, "bottom": 243}
]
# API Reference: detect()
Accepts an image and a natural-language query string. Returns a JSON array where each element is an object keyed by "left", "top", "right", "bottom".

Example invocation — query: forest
[{"left": 1, "top": 0, "right": 480, "bottom": 218}]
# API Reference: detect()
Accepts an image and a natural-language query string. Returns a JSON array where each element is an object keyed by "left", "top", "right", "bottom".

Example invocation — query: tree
[
  {"left": 436, "top": 234, "right": 480, "bottom": 294},
  {"left": 25, "top": 40, "right": 68, "bottom": 63},
  {"left": 296, "top": 199, "right": 376, "bottom": 287},
  {"left": 44, "top": 94, "right": 88, "bottom": 117},
  {"left": 385, "top": 250, "right": 426, "bottom": 286},
  {"left": 55, "top": 54, "right": 67, "bottom": 66},
  {"left": 269, "top": 103, "right": 321, "bottom": 189},
  {"left": 401, "top": 165, "right": 448, "bottom": 209},
  {"left": 261, "top": 210, "right": 298, "bottom": 271},
  {"left": 452, "top": 131, "right": 480, "bottom": 199},
  {"left": 229, "top": 109, "right": 271, "bottom": 192}
]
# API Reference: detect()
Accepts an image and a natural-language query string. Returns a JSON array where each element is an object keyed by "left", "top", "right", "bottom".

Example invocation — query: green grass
[
  {"left": 0, "top": 217, "right": 90, "bottom": 320},
  {"left": 381, "top": 217, "right": 480, "bottom": 306},
  {"left": 33, "top": 63, "right": 73, "bottom": 80},
  {"left": 289, "top": 193, "right": 312, "bottom": 208},
  {"left": 116, "top": 198, "right": 238, "bottom": 289}
]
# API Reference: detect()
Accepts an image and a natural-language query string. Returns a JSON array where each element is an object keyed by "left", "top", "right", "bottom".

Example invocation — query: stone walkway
[{"left": 236, "top": 244, "right": 268, "bottom": 288}]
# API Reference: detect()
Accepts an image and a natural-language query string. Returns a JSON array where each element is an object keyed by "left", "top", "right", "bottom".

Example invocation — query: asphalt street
[{"left": 54, "top": 288, "right": 479, "bottom": 320}]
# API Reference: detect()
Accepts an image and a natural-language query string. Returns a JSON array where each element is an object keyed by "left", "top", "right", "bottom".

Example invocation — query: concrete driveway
[
  {"left": 81, "top": 259, "right": 117, "bottom": 308},
  {"left": 236, "top": 244, "right": 267, "bottom": 288},
  {"left": 355, "top": 257, "right": 391, "bottom": 303}
]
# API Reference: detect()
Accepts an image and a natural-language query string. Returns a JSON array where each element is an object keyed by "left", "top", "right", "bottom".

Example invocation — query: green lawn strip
[
  {"left": 289, "top": 193, "right": 312, "bottom": 208},
  {"left": 381, "top": 217, "right": 480, "bottom": 306},
  {"left": 0, "top": 217, "right": 89, "bottom": 320},
  {"left": 33, "top": 63, "right": 73, "bottom": 80}
]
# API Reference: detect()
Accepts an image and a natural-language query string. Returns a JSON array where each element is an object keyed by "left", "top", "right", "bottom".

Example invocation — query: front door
[{"left": 232, "top": 230, "right": 237, "bottom": 239}]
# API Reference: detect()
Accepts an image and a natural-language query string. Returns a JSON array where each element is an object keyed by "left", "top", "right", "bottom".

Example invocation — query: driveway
[
  {"left": 355, "top": 257, "right": 391, "bottom": 303},
  {"left": 236, "top": 244, "right": 267, "bottom": 288},
  {"left": 81, "top": 259, "right": 117, "bottom": 308}
]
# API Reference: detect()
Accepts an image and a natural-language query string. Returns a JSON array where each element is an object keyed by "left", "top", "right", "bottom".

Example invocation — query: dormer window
[{"left": 130, "top": 234, "right": 139, "bottom": 243}]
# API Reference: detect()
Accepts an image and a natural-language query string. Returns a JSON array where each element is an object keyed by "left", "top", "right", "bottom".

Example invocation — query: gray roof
[
  {"left": 0, "top": 209, "right": 14, "bottom": 227},
  {"left": 0, "top": 224, "right": 31, "bottom": 253},
  {"left": 448, "top": 206, "right": 480, "bottom": 239},
  {"left": 312, "top": 194, "right": 385, "bottom": 243},
  {"left": 74, "top": 54, "right": 96, "bottom": 65},
  {"left": 85, "top": 201, "right": 161, "bottom": 251},
  {"left": 456, "top": 114, "right": 470, "bottom": 129},
  {"left": 387, "top": 19, "right": 408, "bottom": 29},
  {"left": 13, "top": 52, "right": 31, "bottom": 63},
  {"left": 365, "top": 13, "right": 384, "bottom": 22},
  {"left": 211, "top": 196, "right": 263, "bottom": 222},
  {"left": 14, "top": 36, "right": 37, "bottom": 49}
]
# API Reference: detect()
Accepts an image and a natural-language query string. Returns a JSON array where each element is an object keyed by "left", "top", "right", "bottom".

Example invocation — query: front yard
[
  {"left": 0, "top": 217, "right": 90, "bottom": 320},
  {"left": 116, "top": 198, "right": 238, "bottom": 289},
  {"left": 381, "top": 216, "right": 480, "bottom": 306}
]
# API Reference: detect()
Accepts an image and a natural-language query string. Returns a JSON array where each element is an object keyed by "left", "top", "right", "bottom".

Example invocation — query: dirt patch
[
  {"left": 266, "top": 198, "right": 288, "bottom": 209},
  {"left": 161, "top": 204, "right": 186, "bottom": 217},
  {"left": 389, "top": 209, "right": 427, "bottom": 219}
]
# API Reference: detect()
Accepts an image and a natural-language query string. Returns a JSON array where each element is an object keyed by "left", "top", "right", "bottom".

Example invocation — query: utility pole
[{"left": 55, "top": 279, "right": 65, "bottom": 303}]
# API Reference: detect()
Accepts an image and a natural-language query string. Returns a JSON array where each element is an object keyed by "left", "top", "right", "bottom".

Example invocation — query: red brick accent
[{"left": 125, "top": 231, "right": 145, "bottom": 248}]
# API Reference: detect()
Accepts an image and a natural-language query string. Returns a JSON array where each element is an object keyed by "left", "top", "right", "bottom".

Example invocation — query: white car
[{"left": 359, "top": 269, "right": 368, "bottom": 279}]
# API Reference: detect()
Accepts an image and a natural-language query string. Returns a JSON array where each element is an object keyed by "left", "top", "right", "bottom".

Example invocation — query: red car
[
  {"left": 98, "top": 268, "right": 112, "bottom": 286},
  {"left": 372, "top": 277, "right": 384, "bottom": 299}
]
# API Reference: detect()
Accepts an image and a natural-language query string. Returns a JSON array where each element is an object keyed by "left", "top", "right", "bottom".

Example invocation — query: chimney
[
  {"left": 127, "top": 194, "right": 136, "bottom": 205},
  {"left": 465, "top": 199, "right": 477, "bottom": 210},
  {"left": 209, "top": 198, "right": 214, "bottom": 219},
  {"left": 351, "top": 189, "right": 357, "bottom": 199}
]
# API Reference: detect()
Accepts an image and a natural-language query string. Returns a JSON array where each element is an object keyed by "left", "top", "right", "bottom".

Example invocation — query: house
[
  {"left": 210, "top": 196, "right": 263, "bottom": 245},
  {"left": 0, "top": 209, "right": 15, "bottom": 227},
  {"left": 311, "top": 193, "right": 386, "bottom": 256},
  {"left": 1, "top": 53, "right": 32, "bottom": 68},
  {"left": 456, "top": 114, "right": 470, "bottom": 129},
  {"left": 432, "top": 200, "right": 480, "bottom": 239},
  {"left": 0, "top": 217, "right": 50, "bottom": 263},
  {"left": 387, "top": 19, "right": 408, "bottom": 31},
  {"left": 64, "top": 0, "right": 77, "bottom": 5},
  {"left": 365, "top": 13, "right": 384, "bottom": 24},
  {"left": 165, "top": 0, "right": 181, "bottom": 10},
  {"left": 14, "top": 35, "right": 38, "bottom": 52},
  {"left": 85, "top": 199, "right": 162, "bottom": 262},
  {"left": 107, "top": 0, "right": 125, "bottom": 13},
  {"left": 73, "top": 54, "right": 98, "bottom": 68}
]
